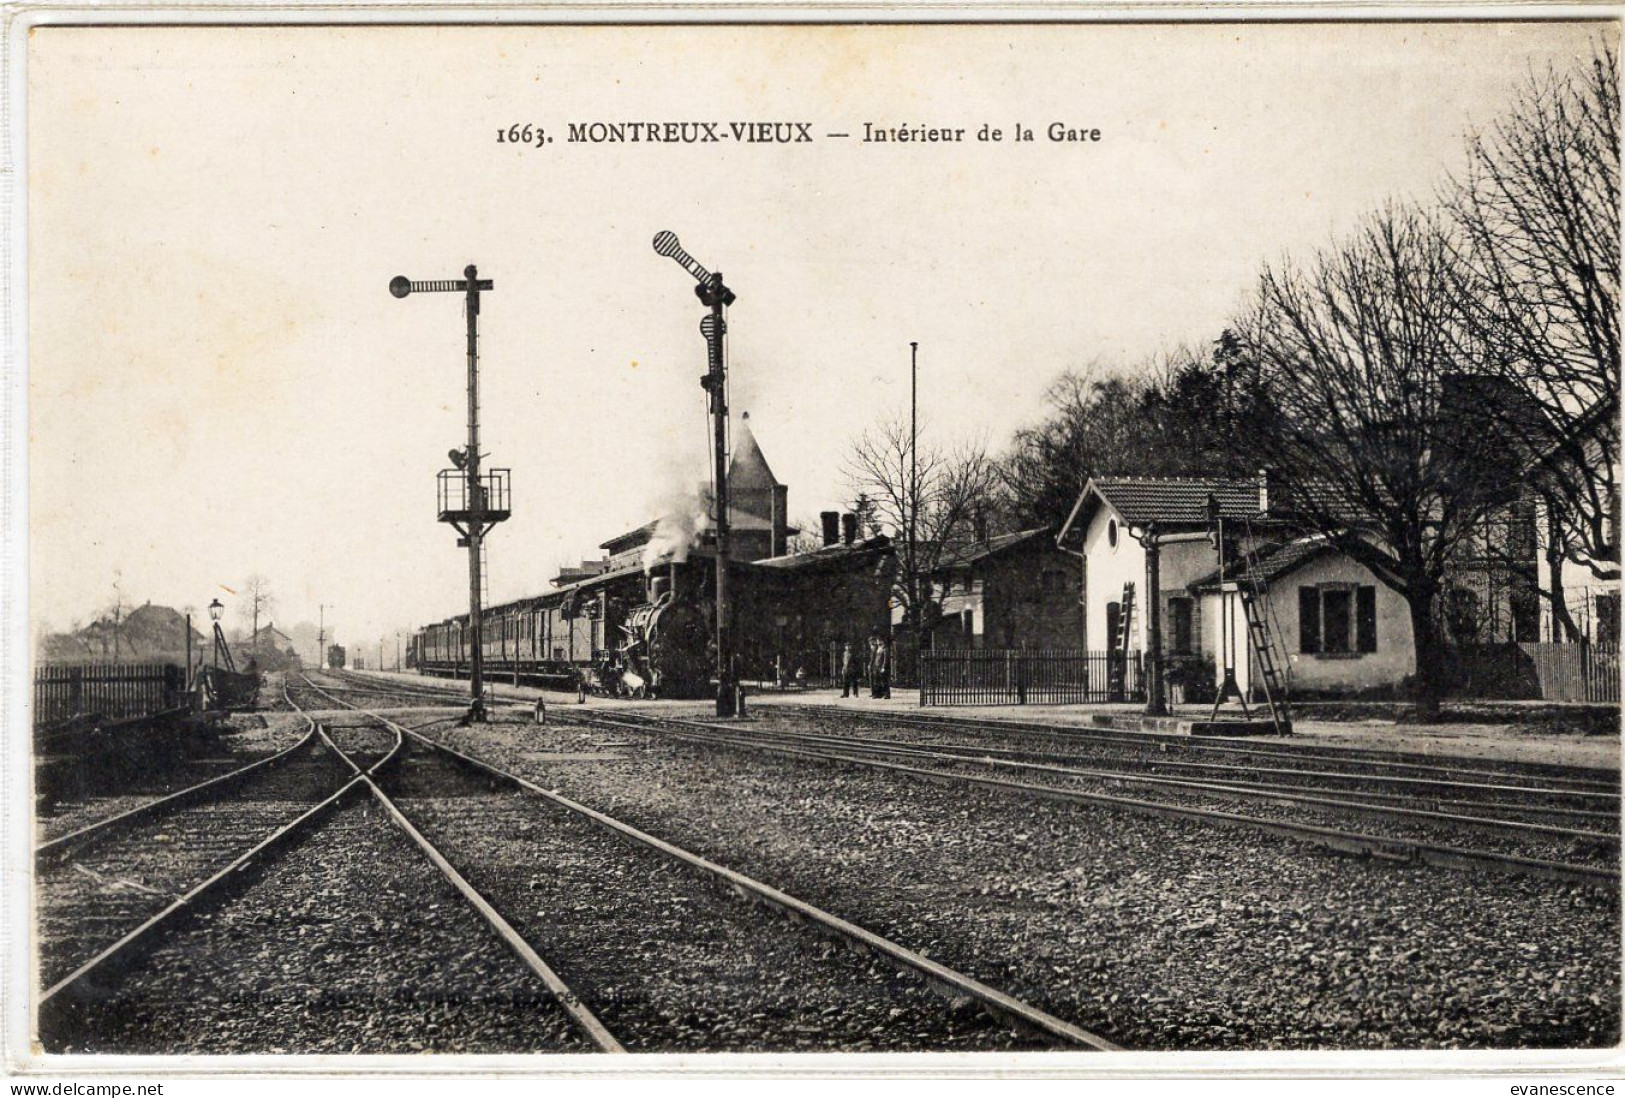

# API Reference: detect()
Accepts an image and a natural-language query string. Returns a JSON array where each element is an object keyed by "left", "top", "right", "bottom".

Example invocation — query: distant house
[
  {"left": 38, "top": 602, "right": 208, "bottom": 664},
  {"left": 239, "top": 623, "right": 301, "bottom": 670},
  {"left": 916, "top": 527, "right": 1079, "bottom": 649}
]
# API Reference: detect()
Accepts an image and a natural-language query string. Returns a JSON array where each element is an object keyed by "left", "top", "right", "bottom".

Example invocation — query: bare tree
[
  {"left": 1233, "top": 205, "right": 1512, "bottom": 718},
  {"left": 842, "top": 414, "right": 999, "bottom": 644},
  {"left": 241, "top": 575, "right": 274, "bottom": 661},
  {"left": 1448, "top": 41, "right": 1620, "bottom": 589}
]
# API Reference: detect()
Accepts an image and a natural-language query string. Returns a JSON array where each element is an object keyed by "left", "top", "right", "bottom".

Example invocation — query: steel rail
[
  {"left": 330, "top": 675, "right": 1619, "bottom": 791},
  {"left": 291, "top": 680, "right": 624, "bottom": 1053},
  {"left": 638, "top": 719, "right": 1618, "bottom": 843},
  {"left": 786, "top": 728, "right": 1620, "bottom": 805},
  {"left": 575, "top": 713, "right": 1619, "bottom": 889},
  {"left": 781, "top": 730, "right": 1618, "bottom": 823},
  {"left": 810, "top": 705, "right": 1620, "bottom": 792},
  {"left": 38, "top": 704, "right": 363, "bottom": 1018},
  {"left": 37, "top": 713, "right": 322, "bottom": 862},
  {"left": 299, "top": 678, "right": 1118, "bottom": 1051}
]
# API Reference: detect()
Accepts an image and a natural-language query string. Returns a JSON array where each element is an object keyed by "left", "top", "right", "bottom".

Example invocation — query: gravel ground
[
  {"left": 36, "top": 740, "right": 354, "bottom": 988},
  {"left": 759, "top": 696, "right": 1624, "bottom": 772},
  {"left": 632, "top": 719, "right": 1619, "bottom": 870},
  {"left": 727, "top": 716, "right": 1621, "bottom": 821},
  {"left": 43, "top": 796, "right": 590, "bottom": 1054},
  {"left": 323, "top": 723, "right": 400, "bottom": 773},
  {"left": 37, "top": 713, "right": 314, "bottom": 843},
  {"left": 775, "top": 708, "right": 1620, "bottom": 786},
  {"left": 382, "top": 735, "right": 1049, "bottom": 1053},
  {"left": 423, "top": 715, "right": 1620, "bottom": 1051}
]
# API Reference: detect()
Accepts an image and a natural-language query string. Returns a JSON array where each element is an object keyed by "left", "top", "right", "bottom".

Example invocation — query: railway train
[{"left": 411, "top": 537, "right": 895, "bottom": 699}]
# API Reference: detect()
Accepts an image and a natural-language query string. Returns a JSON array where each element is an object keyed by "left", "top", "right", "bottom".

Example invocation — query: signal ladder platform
[{"left": 1089, "top": 712, "right": 1290, "bottom": 738}]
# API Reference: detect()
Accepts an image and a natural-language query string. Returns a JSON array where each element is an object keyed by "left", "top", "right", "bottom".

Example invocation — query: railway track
[
  {"left": 571, "top": 710, "right": 1619, "bottom": 887},
  {"left": 332, "top": 668, "right": 1618, "bottom": 791},
  {"left": 328, "top": 670, "right": 1620, "bottom": 865},
  {"left": 823, "top": 706, "right": 1620, "bottom": 791},
  {"left": 731, "top": 718, "right": 1618, "bottom": 838},
  {"left": 35, "top": 702, "right": 357, "bottom": 995},
  {"left": 297, "top": 673, "right": 1119, "bottom": 1051},
  {"left": 37, "top": 707, "right": 367, "bottom": 1039}
]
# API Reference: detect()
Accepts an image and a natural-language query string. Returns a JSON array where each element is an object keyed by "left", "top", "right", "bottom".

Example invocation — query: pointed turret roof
[{"left": 728, "top": 415, "right": 781, "bottom": 491}]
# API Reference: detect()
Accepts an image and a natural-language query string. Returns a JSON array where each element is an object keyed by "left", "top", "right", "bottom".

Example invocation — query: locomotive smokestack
[
  {"left": 842, "top": 513, "right": 858, "bottom": 546},
  {"left": 821, "top": 511, "right": 839, "bottom": 547}
]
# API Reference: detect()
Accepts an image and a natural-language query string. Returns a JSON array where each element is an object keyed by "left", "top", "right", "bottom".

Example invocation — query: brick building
[{"left": 918, "top": 527, "right": 1081, "bottom": 650}]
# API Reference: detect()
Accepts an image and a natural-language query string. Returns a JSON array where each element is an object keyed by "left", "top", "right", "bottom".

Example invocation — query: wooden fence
[
  {"left": 920, "top": 649, "right": 1143, "bottom": 707},
  {"left": 34, "top": 662, "right": 187, "bottom": 726}
]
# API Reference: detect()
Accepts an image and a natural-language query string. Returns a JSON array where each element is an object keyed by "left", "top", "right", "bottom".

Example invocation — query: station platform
[{"left": 342, "top": 669, "right": 1619, "bottom": 772}]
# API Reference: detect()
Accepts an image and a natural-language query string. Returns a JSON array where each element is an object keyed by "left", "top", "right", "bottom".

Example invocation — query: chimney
[
  {"left": 771, "top": 484, "right": 789, "bottom": 557},
  {"left": 1258, "top": 468, "right": 1280, "bottom": 516},
  {"left": 973, "top": 508, "right": 988, "bottom": 543},
  {"left": 821, "top": 511, "right": 840, "bottom": 547},
  {"left": 842, "top": 512, "right": 858, "bottom": 546}
]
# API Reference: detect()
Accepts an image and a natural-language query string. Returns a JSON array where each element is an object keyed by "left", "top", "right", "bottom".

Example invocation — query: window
[
  {"left": 1042, "top": 569, "right": 1069, "bottom": 596},
  {"left": 1107, "top": 519, "right": 1119, "bottom": 549},
  {"left": 1168, "top": 597, "right": 1194, "bottom": 655},
  {"left": 1105, "top": 601, "right": 1121, "bottom": 649},
  {"left": 1299, "top": 584, "right": 1376, "bottom": 654}
]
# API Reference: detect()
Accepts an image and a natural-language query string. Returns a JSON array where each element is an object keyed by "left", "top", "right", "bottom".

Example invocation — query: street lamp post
[
  {"left": 653, "top": 231, "right": 739, "bottom": 718},
  {"left": 389, "top": 266, "right": 509, "bottom": 723},
  {"left": 208, "top": 597, "right": 228, "bottom": 671}
]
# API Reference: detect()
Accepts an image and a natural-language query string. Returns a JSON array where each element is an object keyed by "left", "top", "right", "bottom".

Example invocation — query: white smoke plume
[{"left": 642, "top": 482, "right": 711, "bottom": 574}]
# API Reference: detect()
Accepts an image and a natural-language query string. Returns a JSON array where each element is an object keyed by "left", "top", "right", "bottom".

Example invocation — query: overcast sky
[{"left": 26, "top": 20, "right": 1611, "bottom": 651}]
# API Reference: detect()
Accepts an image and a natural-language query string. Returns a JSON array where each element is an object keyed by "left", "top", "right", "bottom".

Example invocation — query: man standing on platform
[{"left": 840, "top": 641, "right": 860, "bottom": 698}]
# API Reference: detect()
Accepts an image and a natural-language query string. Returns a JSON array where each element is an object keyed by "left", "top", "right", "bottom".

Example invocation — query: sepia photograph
[{"left": 6, "top": 11, "right": 1623, "bottom": 1078}]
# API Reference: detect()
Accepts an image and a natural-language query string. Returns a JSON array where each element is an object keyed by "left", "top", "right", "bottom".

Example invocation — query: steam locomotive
[{"left": 410, "top": 538, "right": 893, "bottom": 699}]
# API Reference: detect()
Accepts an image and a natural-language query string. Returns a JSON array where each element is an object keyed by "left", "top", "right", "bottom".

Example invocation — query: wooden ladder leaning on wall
[
  {"left": 1110, "top": 581, "right": 1136, "bottom": 701},
  {"left": 1236, "top": 515, "right": 1292, "bottom": 735}
]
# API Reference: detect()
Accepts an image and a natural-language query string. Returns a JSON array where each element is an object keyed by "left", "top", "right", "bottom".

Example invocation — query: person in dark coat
[
  {"left": 840, "top": 642, "right": 860, "bottom": 697},
  {"left": 869, "top": 635, "right": 891, "bottom": 699}
]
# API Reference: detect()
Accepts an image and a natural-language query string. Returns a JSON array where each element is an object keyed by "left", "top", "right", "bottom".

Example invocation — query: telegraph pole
[
  {"left": 653, "top": 232, "right": 738, "bottom": 717},
  {"left": 390, "top": 265, "right": 509, "bottom": 723},
  {"left": 910, "top": 341, "right": 920, "bottom": 682},
  {"left": 316, "top": 603, "right": 326, "bottom": 669}
]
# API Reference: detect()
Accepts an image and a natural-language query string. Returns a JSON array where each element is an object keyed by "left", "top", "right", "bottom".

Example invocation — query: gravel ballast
[
  {"left": 424, "top": 713, "right": 1620, "bottom": 1051},
  {"left": 382, "top": 735, "right": 1050, "bottom": 1053},
  {"left": 44, "top": 795, "right": 590, "bottom": 1054}
]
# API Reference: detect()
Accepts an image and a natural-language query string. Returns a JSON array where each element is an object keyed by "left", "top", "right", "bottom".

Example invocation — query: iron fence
[
  {"left": 920, "top": 648, "right": 1143, "bottom": 706},
  {"left": 34, "top": 662, "right": 187, "bottom": 726},
  {"left": 1445, "top": 642, "right": 1620, "bottom": 704},
  {"left": 1516, "top": 642, "right": 1620, "bottom": 704}
]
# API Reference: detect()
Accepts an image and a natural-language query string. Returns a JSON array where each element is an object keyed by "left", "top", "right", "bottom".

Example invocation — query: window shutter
[
  {"left": 1298, "top": 587, "right": 1321, "bottom": 654},
  {"left": 1357, "top": 586, "right": 1377, "bottom": 653}
]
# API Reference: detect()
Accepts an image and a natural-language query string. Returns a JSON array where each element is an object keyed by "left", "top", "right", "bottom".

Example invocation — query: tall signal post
[
  {"left": 389, "top": 265, "right": 510, "bottom": 722},
  {"left": 653, "top": 231, "right": 738, "bottom": 717}
]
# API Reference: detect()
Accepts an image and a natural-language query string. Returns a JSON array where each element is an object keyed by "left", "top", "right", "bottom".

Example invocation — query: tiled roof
[
  {"left": 600, "top": 519, "right": 661, "bottom": 553},
  {"left": 1187, "top": 535, "right": 1336, "bottom": 592},
  {"left": 1092, "top": 477, "right": 1264, "bottom": 526},
  {"left": 928, "top": 527, "right": 1055, "bottom": 570},
  {"left": 755, "top": 535, "right": 893, "bottom": 573}
]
